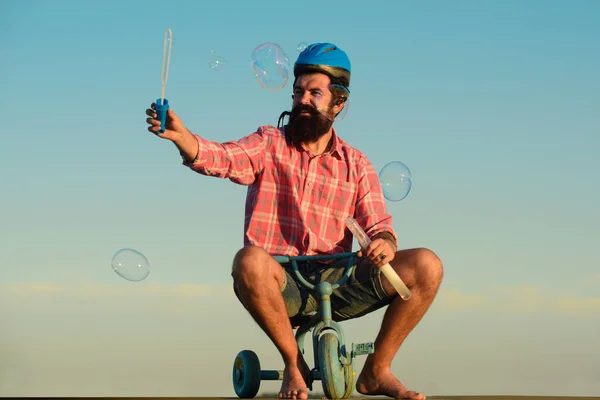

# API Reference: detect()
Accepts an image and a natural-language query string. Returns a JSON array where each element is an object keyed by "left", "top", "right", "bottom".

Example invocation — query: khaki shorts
[{"left": 280, "top": 256, "right": 393, "bottom": 327}]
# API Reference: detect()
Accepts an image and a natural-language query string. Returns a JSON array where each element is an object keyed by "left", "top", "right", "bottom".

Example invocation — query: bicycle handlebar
[{"left": 274, "top": 252, "right": 357, "bottom": 291}]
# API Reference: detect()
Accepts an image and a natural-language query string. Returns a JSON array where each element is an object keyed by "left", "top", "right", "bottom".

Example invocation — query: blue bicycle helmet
[{"left": 294, "top": 42, "right": 351, "bottom": 89}]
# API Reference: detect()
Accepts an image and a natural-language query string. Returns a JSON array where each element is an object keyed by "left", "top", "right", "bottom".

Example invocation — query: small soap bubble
[
  {"left": 111, "top": 248, "right": 150, "bottom": 282},
  {"left": 297, "top": 42, "right": 308, "bottom": 53},
  {"left": 208, "top": 48, "right": 226, "bottom": 71}
]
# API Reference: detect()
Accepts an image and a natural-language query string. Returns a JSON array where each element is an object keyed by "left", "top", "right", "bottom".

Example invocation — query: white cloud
[
  {"left": 434, "top": 288, "right": 489, "bottom": 311},
  {"left": 485, "top": 284, "right": 548, "bottom": 313},
  {"left": 2, "top": 280, "right": 600, "bottom": 315},
  {"left": 434, "top": 283, "right": 600, "bottom": 315},
  {"left": 556, "top": 296, "right": 600, "bottom": 314},
  {"left": 2, "top": 281, "right": 64, "bottom": 294},
  {"left": 0, "top": 281, "right": 234, "bottom": 298},
  {"left": 0, "top": 281, "right": 237, "bottom": 317}
]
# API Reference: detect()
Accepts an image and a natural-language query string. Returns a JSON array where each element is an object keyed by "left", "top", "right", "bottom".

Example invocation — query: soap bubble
[
  {"left": 315, "top": 84, "right": 350, "bottom": 122},
  {"left": 111, "top": 248, "right": 150, "bottom": 282},
  {"left": 208, "top": 48, "right": 226, "bottom": 71},
  {"left": 297, "top": 42, "right": 308, "bottom": 53},
  {"left": 250, "top": 42, "right": 290, "bottom": 92},
  {"left": 379, "top": 161, "right": 412, "bottom": 202}
]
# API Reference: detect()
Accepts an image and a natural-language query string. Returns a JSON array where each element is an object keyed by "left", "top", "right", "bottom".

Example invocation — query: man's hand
[
  {"left": 357, "top": 236, "right": 396, "bottom": 268},
  {"left": 145, "top": 103, "right": 199, "bottom": 162},
  {"left": 146, "top": 103, "right": 188, "bottom": 140}
]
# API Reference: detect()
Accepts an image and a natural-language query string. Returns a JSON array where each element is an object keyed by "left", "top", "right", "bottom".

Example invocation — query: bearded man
[{"left": 145, "top": 42, "right": 443, "bottom": 400}]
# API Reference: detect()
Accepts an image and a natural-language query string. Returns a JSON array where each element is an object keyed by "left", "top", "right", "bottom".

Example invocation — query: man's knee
[
  {"left": 409, "top": 248, "right": 443, "bottom": 285},
  {"left": 391, "top": 248, "right": 443, "bottom": 288},
  {"left": 231, "top": 245, "right": 284, "bottom": 289},
  {"left": 231, "top": 245, "right": 266, "bottom": 281}
]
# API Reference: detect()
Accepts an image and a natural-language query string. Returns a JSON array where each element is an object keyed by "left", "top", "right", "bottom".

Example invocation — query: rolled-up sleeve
[
  {"left": 182, "top": 128, "right": 268, "bottom": 186},
  {"left": 353, "top": 157, "right": 398, "bottom": 244}
]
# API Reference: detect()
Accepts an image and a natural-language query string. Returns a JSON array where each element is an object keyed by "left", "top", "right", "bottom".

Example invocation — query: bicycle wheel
[{"left": 319, "top": 331, "right": 350, "bottom": 399}]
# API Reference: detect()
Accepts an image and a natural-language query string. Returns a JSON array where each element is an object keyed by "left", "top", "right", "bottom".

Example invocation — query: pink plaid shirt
[{"left": 183, "top": 125, "right": 396, "bottom": 257}]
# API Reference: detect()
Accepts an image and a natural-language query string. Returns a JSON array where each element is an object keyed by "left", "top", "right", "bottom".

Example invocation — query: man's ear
[{"left": 332, "top": 100, "right": 346, "bottom": 114}]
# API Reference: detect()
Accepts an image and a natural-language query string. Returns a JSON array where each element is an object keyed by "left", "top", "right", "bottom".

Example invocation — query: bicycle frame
[{"left": 272, "top": 251, "right": 359, "bottom": 382}]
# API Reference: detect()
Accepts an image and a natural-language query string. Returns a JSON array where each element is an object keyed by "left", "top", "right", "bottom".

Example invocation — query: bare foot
[
  {"left": 356, "top": 367, "right": 425, "bottom": 400},
  {"left": 278, "top": 359, "right": 310, "bottom": 400}
]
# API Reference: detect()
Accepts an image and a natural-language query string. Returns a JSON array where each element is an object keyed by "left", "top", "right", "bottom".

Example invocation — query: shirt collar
[{"left": 328, "top": 128, "right": 345, "bottom": 160}]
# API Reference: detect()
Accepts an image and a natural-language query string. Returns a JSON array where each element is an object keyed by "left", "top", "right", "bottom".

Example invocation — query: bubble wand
[
  {"left": 345, "top": 217, "right": 412, "bottom": 300},
  {"left": 154, "top": 28, "right": 172, "bottom": 134}
]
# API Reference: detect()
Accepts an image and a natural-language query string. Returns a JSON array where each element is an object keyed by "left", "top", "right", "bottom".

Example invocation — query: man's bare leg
[
  {"left": 356, "top": 248, "right": 444, "bottom": 400},
  {"left": 232, "top": 245, "right": 310, "bottom": 400}
]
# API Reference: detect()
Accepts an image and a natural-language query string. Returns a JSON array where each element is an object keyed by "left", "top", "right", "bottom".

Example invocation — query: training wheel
[{"left": 232, "top": 350, "right": 262, "bottom": 398}]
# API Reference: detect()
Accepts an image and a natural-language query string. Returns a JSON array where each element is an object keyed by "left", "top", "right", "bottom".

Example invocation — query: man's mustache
[{"left": 291, "top": 104, "right": 319, "bottom": 117}]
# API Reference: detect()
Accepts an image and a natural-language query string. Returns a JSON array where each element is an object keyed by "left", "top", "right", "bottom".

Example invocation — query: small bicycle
[
  {"left": 232, "top": 251, "right": 374, "bottom": 399},
  {"left": 231, "top": 217, "right": 411, "bottom": 399}
]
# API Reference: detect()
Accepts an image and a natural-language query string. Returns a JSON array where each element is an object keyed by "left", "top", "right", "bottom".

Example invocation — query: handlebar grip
[{"left": 273, "top": 255, "right": 291, "bottom": 264}]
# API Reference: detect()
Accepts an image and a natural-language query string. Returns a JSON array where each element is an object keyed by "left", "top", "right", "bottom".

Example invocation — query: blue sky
[{"left": 1, "top": 0, "right": 599, "bottom": 397}]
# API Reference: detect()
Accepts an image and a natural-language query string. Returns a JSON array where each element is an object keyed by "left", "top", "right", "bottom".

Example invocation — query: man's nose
[{"left": 298, "top": 92, "right": 312, "bottom": 105}]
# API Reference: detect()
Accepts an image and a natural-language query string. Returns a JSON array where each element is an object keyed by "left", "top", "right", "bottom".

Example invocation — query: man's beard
[{"left": 284, "top": 104, "right": 333, "bottom": 149}]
